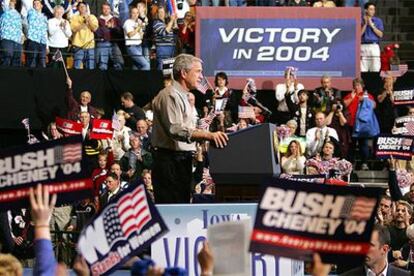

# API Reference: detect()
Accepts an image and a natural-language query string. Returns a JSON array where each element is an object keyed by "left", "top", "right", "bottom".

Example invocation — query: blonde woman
[{"left": 281, "top": 140, "right": 306, "bottom": 175}]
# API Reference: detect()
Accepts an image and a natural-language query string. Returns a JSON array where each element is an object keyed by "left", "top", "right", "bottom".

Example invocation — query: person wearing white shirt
[
  {"left": 112, "top": 114, "right": 131, "bottom": 160},
  {"left": 123, "top": 7, "right": 150, "bottom": 70},
  {"left": 47, "top": 5, "right": 71, "bottom": 67},
  {"left": 275, "top": 68, "right": 304, "bottom": 124},
  {"left": 306, "top": 112, "right": 338, "bottom": 157}
]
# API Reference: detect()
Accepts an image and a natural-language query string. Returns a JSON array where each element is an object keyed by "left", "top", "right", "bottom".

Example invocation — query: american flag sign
[
  {"left": 196, "top": 76, "right": 210, "bottom": 95},
  {"left": 406, "top": 121, "right": 414, "bottom": 136},
  {"left": 340, "top": 196, "right": 377, "bottom": 221},
  {"left": 54, "top": 143, "right": 82, "bottom": 164},
  {"left": 112, "top": 111, "right": 121, "bottom": 131}
]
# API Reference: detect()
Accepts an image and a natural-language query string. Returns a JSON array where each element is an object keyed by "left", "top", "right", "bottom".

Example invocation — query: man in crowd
[
  {"left": 110, "top": 162, "right": 129, "bottom": 189},
  {"left": 70, "top": 1, "right": 98, "bottom": 69},
  {"left": 341, "top": 224, "right": 409, "bottom": 275},
  {"left": 99, "top": 173, "right": 122, "bottom": 207},
  {"left": 361, "top": 2, "right": 383, "bottom": 72},
  {"left": 66, "top": 77, "right": 98, "bottom": 120},
  {"left": 306, "top": 112, "right": 339, "bottom": 157},
  {"left": 313, "top": 75, "right": 341, "bottom": 114},
  {"left": 0, "top": 0, "right": 23, "bottom": 67},
  {"left": 95, "top": 2, "right": 124, "bottom": 70},
  {"left": 26, "top": 0, "right": 48, "bottom": 67},
  {"left": 120, "top": 92, "right": 146, "bottom": 130},
  {"left": 376, "top": 195, "right": 393, "bottom": 226},
  {"left": 151, "top": 54, "right": 228, "bottom": 203},
  {"left": 286, "top": 89, "right": 314, "bottom": 137},
  {"left": 136, "top": 119, "right": 150, "bottom": 151},
  {"left": 388, "top": 200, "right": 412, "bottom": 262},
  {"left": 47, "top": 5, "right": 72, "bottom": 67}
]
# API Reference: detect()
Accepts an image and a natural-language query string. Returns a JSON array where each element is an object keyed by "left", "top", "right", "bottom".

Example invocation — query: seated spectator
[
  {"left": 47, "top": 5, "right": 72, "bottom": 68},
  {"left": 178, "top": 11, "right": 195, "bottom": 55},
  {"left": 325, "top": 99, "right": 351, "bottom": 158},
  {"left": 96, "top": 2, "right": 124, "bottom": 70},
  {"left": 0, "top": 254, "right": 22, "bottom": 275},
  {"left": 70, "top": 2, "right": 98, "bottom": 69},
  {"left": 66, "top": 76, "right": 99, "bottom": 121},
  {"left": 26, "top": 0, "right": 48, "bottom": 68},
  {"left": 123, "top": 6, "right": 150, "bottom": 70},
  {"left": 281, "top": 140, "right": 306, "bottom": 175},
  {"left": 120, "top": 133, "right": 153, "bottom": 183},
  {"left": 153, "top": 6, "right": 177, "bottom": 70},
  {"left": 99, "top": 173, "right": 122, "bottom": 207},
  {"left": 112, "top": 114, "right": 131, "bottom": 160},
  {"left": 275, "top": 67, "right": 304, "bottom": 124},
  {"left": 120, "top": 92, "right": 146, "bottom": 130},
  {"left": 377, "top": 76, "right": 396, "bottom": 133},
  {"left": 286, "top": 89, "right": 314, "bottom": 137},
  {"left": 305, "top": 141, "right": 352, "bottom": 179},
  {"left": 306, "top": 112, "right": 339, "bottom": 157},
  {"left": 313, "top": 0, "right": 336, "bottom": 7},
  {"left": 312, "top": 75, "right": 341, "bottom": 114},
  {"left": 0, "top": 0, "right": 23, "bottom": 67}
]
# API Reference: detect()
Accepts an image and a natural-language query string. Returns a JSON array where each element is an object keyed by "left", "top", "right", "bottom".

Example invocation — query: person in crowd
[
  {"left": 120, "top": 133, "right": 153, "bottom": 183},
  {"left": 110, "top": 161, "right": 129, "bottom": 189},
  {"left": 275, "top": 67, "right": 304, "bottom": 124},
  {"left": 396, "top": 224, "right": 414, "bottom": 271},
  {"left": 137, "top": 2, "right": 151, "bottom": 64},
  {"left": 42, "top": 0, "right": 71, "bottom": 18},
  {"left": 70, "top": 1, "right": 98, "bottom": 69},
  {"left": 99, "top": 173, "right": 122, "bottom": 207},
  {"left": 95, "top": 2, "right": 124, "bottom": 70},
  {"left": 376, "top": 195, "right": 393, "bottom": 226},
  {"left": 377, "top": 76, "right": 396, "bottom": 133},
  {"left": 67, "top": 0, "right": 91, "bottom": 17},
  {"left": 178, "top": 11, "right": 195, "bottom": 54},
  {"left": 66, "top": 198, "right": 96, "bottom": 234},
  {"left": 79, "top": 111, "right": 90, "bottom": 140},
  {"left": 0, "top": 0, "right": 23, "bottom": 67},
  {"left": 306, "top": 140, "right": 352, "bottom": 179},
  {"left": 47, "top": 5, "right": 72, "bottom": 67},
  {"left": 312, "top": 75, "right": 341, "bottom": 114},
  {"left": 153, "top": 6, "right": 177, "bottom": 70},
  {"left": 214, "top": 72, "right": 232, "bottom": 99},
  {"left": 286, "top": 0, "right": 307, "bottom": 6},
  {"left": 313, "top": 0, "right": 336, "bottom": 7},
  {"left": 0, "top": 254, "right": 22, "bottom": 275},
  {"left": 142, "top": 170, "right": 155, "bottom": 202},
  {"left": 306, "top": 112, "right": 339, "bottom": 157},
  {"left": 120, "top": 92, "right": 146, "bottom": 130},
  {"left": 112, "top": 114, "right": 131, "bottom": 160},
  {"left": 388, "top": 200, "right": 412, "bottom": 262},
  {"left": 66, "top": 77, "right": 99, "bottom": 120},
  {"left": 151, "top": 54, "right": 228, "bottom": 203},
  {"left": 325, "top": 99, "right": 351, "bottom": 158},
  {"left": 91, "top": 151, "right": 114, "bottom": 195},
  {"left": 281, "top": 140, "right": 306, "bottom": 175},
  {"left": 361, "top": 2, "right": 383, "bottom": 72},
  {"left": 286, "top": 89, "right": 314, "bottom": 137},
  {"left": 123, "top": 6, "right": 150, "bottom": 70},
  {"left": 341, "top": 224, "right": 409, "bottom": 276},
  {"left": 26, "top": 0, "right": 48, "bottom": 68},
  {"left": 344, "top": 78, "right": 376, "bottom": 170},
  {"left": 136, "top": 119, "right": 151, "bottom": 150}
]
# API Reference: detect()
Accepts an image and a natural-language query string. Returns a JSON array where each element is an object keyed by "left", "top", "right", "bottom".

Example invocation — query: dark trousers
[
  {"left": 153, "top": 149, "right": 193, "bottom": 204},
  {"left": 26, "top": 40, "right": 46, "bottom": 68},
  {"left": 0, "top": 39, "right": 22, "bottom": 67}
]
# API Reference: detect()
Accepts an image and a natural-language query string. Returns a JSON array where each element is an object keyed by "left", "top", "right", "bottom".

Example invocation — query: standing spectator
[
  {"left": 388, "top": 201, "right": 412, "bottom": 263},
  {"left": 112, "top": 114, "right": 131, "bottom": 160},
  {"left": 377, "top": 76, "right": 396, "bottom": 133},
  {"left": 281, "top": 140, "right": 306, "bottom": 175},
  {"left": 47, "top": 5, "right": 72, "bottom": 67},
  {"left": 142, "top": 170, "right": 155, "bottom": 202},
  {"left": 325, "top": 99, "right": 351, "bottom": 158},
  {"left": 99, "top": 173, "right": 122, "bottom": 207},
  {"left": 26, "top": 0, "right": 48, "bottom": 68},
  {"left": 214, "top": 72, "right": 232, "bottom": 99},
  {"left": 120, "top": 92, "right": 146, "bottom": 129},
  {"left": 312, "top": 75, "right": 341, "bottom": 114},
  {"left": 136, "top": 119, "right": 151, "bottom": 151},
  {"left": 306, "top": 112, "right": 339, "bottom": 157},
  {"left": 376, "top": 195, "right": 393, "bottom": 226},
  {"left": 137, "top": 2, "right": 151, "bottom": 64},
  {"left": 0, "top": 0, "right": 23, "bottom": 67},
  {"left": 123, "top": 6, "right": 150, "bottom": 70},
  {"left": 286, "top": 89, "right": 314, "bottom": 137},
  {"left": 95, "top": 2, "right": 124, "bottom": 70},
  {"left": 151, "top": 54, "right": 228, "bottom": 203},
  {"left": 66, "top": 77, "right": 98, "bottom": 120},
  {"left": 153, "top": 6, "right": 177, "bottom": 70},
  {"left": 70, "top": 2, "right": 98, "bottom": 69},
  {"left": 361, "top": 2, "right": 383, "bottom": 72},
  {"left": 275, "top": 68, "right": 304, "bottom": 124},
  {"left": 110, "top": 161, "right": 129, "bottom": 189},
  {"left": 178, "top": 11, "right": 195, "bottom": 55}
]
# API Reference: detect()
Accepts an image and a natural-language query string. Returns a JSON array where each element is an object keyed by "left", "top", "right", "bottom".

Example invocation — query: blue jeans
[
  {"left": 73, "top": 47, "right": 95, "bottom": 69},
  {"left": 126, "top": 45, "right": 150, "bottom": 70},
  {"left": 26, "top": 40, "right": 46, "bottom": 68},
  {"left": 156, "top": 45, "right": 175, "bottom": 70},
  {"left": 0, "top": 39, "right": 22, "bottom": 67},
  {"left": 343, "top": 0, "right": 370, "bottom": 9},
  {"left": 256, "top": 0, "right": 280, "bottom": 5},
  {"left": 96, "top": 41, "right": 124, "bottom": 70},
  {"left": 229, "top": 0, "right": 246, "bottom": 6},
  {"left": 200, "top": 0, "right": 220, "bottom": 6}
]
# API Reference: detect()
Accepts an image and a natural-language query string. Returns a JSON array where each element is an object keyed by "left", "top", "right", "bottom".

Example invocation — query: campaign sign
[
  {"left": 56, "top": 117, "right": 82, "bottom": 136},
  {"left": 375, "top": 135, "right": 414, "bottom": 160},
  {"left": 152, "top": 204, "right": 304, "bottom": 276},
  {"left": 393, "top": 89, "right": 414, "bottom": 105},
  {"left": 393, "top": 116, "right": 414, "bottom": 135},
  {"left": 250, "top": 178, "right": 382, "bottom": 264},
  {"left": 78, "top": 184, "right": 168, "bottom": 276},
  {"left": 0, "top": 136, "right": 93, "bottom": 209},
  {"left": 196, "top": 8, "right": 361, "bottom": 90},
  {"left": 90, "top": 119, "right": 113, "bottom": 140}
]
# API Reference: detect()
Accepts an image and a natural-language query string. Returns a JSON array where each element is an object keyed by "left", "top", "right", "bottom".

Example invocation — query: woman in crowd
[
  {"left": 281, "top": 140, "right": 306, "bottom": 175},
  {"left": 376, "top": 75, "right": 396, "bottom": 133},
  {"left": 178, "top": 11, "right": 195, "bottom": 55},
  {"left": 325, "top": 99, "right": 351, "bottom": 158},
  {"left": 142, "top": 170, "right": 155, "bottom": 202},
  {"left": 214, "top": 72, "right": 232, "bottom": 100},
  {"left": 153, "top": 6, "right": 177, "bottom": 70}
]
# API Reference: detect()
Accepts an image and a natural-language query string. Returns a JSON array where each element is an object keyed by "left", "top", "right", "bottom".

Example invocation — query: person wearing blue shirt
[
  {"left": 361, "top": 2, "right": 383, "bottom": 72},
  {"left": 26, "top": 0, "right": 48, "bottom": 67},
  {"left": 0, "top": 0, "right": 23, "bottom": 67}
]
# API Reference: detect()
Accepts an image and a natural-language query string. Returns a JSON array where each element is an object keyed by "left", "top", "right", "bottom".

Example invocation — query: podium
[{"left": 209, "top": 123, "right": 281, "bottom": 202}]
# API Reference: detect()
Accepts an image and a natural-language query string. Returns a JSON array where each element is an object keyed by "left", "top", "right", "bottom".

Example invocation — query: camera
[{"left": 336, "top": 103, "right": 343, "bottom": 111}]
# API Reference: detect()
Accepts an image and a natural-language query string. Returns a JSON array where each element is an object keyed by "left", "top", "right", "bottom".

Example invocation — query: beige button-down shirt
[{"left": 151, "top": 81, "right": 196, "bottom": 152}]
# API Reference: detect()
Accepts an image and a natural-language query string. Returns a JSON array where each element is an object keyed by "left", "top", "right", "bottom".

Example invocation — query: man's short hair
[
  {"left": 121, "top": 92, "right": 134, "bottom": 101},
  {"left": 373, "top": 224, "right": 391, "bottom": 246},
  {"left": 321, "top": 74, "right": 331, "bottom": 81},
  {"left": 298, "top": 89, "right": 309, "bottom": 96},
  {"left": 102, "top": 1, "right": 111, "bottom": 8},
  {"left": 53, "top": 5, "right": 64, "bottom": 11},
  {"left": 172, "top": 54, "right": 202, "bottom": 81},
  {"left": 107, "top": 172, "right": 118, "bottom": 180},
  {"left": 380, "top": 194, "right": 392, "bottom": 202},
  {"left": 364, "top": 2, "right": 375, "bottom": 9}
]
